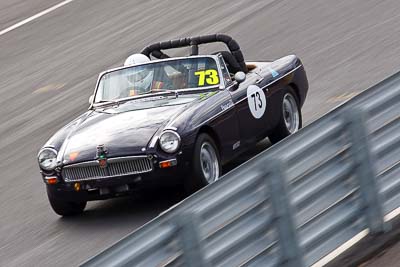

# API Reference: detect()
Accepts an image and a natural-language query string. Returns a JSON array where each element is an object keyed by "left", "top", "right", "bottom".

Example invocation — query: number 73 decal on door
[{"left": 247, "top": 85, "right": 266, "bottom": 119}]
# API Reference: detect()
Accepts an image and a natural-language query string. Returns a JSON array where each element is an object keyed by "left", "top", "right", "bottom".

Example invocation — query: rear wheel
[
  {"left": 47, "top": 188, "right": 86, "bottom": 216},
  {"left": 269, "top": 87, "right": 302, "bottom": 144},
  {"left": 185, "top": 133, "right": 221, "bottom": 194}
]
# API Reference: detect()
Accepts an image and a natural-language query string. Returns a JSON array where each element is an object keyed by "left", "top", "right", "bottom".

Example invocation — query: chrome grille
[{"left": 62, "top": 156, "right": 153, "bottom": 182}]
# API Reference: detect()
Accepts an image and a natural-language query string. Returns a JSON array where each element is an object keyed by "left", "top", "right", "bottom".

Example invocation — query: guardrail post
[
  {"left": 265, "top": 156, "right": 305, "bottom": 267},
  {"left": 175, "top": 212, "right": 210, "bottom": 267},
  {"left": 346, "top": 107, "right": 388, "bottom": 233}
]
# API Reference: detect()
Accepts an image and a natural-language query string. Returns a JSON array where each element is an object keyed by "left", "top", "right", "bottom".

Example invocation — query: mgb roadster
[{"left": 37, "top": 34, "right": 308, "bottom": 216}]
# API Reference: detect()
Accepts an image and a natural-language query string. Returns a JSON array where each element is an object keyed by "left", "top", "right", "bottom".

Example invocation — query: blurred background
[{"left": 1, "top": 0, "right": 400, "bottom": 266}]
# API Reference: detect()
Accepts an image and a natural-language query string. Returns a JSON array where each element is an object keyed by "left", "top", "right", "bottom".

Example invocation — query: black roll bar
[{"left": 140, "top": 34, "right": 248, "bottom": 73}]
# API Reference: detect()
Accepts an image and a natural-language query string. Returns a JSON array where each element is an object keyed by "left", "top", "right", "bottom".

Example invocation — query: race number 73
[
  {"left": 247, "top": 85, "right": 266, "bottom": 119},
  {"left": 194, "top": 69, "right": 219, "bottom": 86},
  {"left": 250, "top": 91, "right": 263, "bottom": 110}
]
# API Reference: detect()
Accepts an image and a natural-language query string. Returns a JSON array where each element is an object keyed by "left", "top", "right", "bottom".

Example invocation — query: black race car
[{"left": 37, "top": 34, "right": 308, "bottom": 216}]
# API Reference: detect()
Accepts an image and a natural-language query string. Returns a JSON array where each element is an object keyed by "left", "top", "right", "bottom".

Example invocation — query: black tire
[
  {"left": 269, "top": 87, "right": 302, "bottom": 144},
  {"left": 47, "top": 188, "right": 86, "bottom": 216},
  {"left": 185, "top": 133, "right": 221, "bottom": 194}
]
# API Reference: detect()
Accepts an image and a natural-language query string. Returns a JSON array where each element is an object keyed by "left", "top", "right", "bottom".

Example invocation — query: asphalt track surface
[{"left": 1, "top": 0, "right": 400, "bottom": 266}]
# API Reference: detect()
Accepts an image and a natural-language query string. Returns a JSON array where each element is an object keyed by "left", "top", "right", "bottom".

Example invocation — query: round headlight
[
  {"left": 159, "top": 131, "right": 181, "bottom": 153},
  {"left": 38, "top": 148, "right": 58, "bottom": 170}
]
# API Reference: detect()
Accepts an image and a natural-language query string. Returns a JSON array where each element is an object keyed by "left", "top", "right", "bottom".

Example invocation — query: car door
[
  {"left": 218, "top": 55, "right": 272, "bottom": 150},
  {"left": 229, "top": 72, "right": 268, "bottom": 147}
]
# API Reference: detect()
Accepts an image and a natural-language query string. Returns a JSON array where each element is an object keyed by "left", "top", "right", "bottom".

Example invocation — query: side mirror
[
  {"left": 88, "top": 94, "right": 94, "bottom": 105},
  {"left": 234, "top": 71, "right": 246, "bottom": 83}
]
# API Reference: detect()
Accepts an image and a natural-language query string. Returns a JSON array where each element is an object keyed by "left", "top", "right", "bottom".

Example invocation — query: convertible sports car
[{"left": 37, "top": 34, "right": 308, "bottom": 216}]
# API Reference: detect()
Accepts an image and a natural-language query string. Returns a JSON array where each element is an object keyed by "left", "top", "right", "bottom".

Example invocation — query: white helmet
[
  {"left": 124, "top": 53, "right": 150, "bottom": 66},
  {"left": 124, "top": 54, "right": 153, "bottom": 94}
]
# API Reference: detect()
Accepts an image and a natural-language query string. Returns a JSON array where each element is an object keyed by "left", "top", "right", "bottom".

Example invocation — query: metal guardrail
[{"left": 82, "top": 70, "right": 400, "bottom": 267}]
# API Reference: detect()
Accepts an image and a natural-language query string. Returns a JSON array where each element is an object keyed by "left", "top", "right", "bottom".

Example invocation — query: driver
[{"left": 123, "top": 54, "right": 166, "bottom": 97}]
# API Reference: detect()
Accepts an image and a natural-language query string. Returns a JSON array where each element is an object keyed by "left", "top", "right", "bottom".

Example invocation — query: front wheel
[
  {"left": 185, "top": 133, "right": 221, "bottom": 194},
  {"left": 47, "top": 188, "right": 87, "bottom": 216},
  {"left": 269, "top": 87, "right": 302, "bottom": 144}
]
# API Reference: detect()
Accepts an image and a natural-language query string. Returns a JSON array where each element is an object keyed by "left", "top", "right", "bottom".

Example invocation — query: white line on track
[
  {"left": 311, "top": 230, "right": 369, "bottom": 267},
  {"left": 0, "top": 0, "right": 76, "bottom": 36}
]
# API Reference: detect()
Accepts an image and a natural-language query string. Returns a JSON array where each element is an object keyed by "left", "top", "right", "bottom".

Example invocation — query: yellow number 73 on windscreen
[{"left": 194, "top": 69, "right": 219, "bottom": 86}]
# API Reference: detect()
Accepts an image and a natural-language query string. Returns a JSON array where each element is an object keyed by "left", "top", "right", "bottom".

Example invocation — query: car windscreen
[{"left": 95, "top": 57, "right": 221, "bottom": 102}]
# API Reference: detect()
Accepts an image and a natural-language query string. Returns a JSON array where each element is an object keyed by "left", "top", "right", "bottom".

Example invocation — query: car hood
[{"left": 60, "top": 96, "right": 195, "bottom": 164}]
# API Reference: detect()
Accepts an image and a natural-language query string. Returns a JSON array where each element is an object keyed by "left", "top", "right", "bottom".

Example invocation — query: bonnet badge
[{"left": 96, "top": 144, "right": 108, "bottom": 168}]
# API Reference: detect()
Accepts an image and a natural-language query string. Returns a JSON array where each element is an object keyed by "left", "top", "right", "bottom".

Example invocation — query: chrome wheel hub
[
  {"left": 200, "top": 142, "right": 219, "bottom": 183},
  {"left": 282, "top": 93, "right": 300, "bottom": 134}
]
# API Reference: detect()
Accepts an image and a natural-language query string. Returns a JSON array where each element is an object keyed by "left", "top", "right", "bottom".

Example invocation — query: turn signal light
[
  {"left": 45, "top": 176, "right": 58, "bottom": 185},
  {"left": 159, "top": 159, "right": 177, "bottom": 169},
  {"left": 160, "top": 161, "right": 172, "bottom": 168},
  {"left": 74, "top": 182, "right": 81, "bottom": 192}
]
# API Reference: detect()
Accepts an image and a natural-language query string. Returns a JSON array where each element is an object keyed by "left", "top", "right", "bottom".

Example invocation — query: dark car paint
[
  {"left": 39, "top": 54, "right": 308, "bottom": 201},
  {"left": 62, "top": 100, "right": 191, "bottom": 164}
]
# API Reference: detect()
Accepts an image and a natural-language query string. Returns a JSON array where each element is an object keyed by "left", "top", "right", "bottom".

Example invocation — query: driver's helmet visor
[
  {"left": 127, "top": 68, "right": 154, "bottom": 92},
  {"left": 127, "top": 68, "right": 152, "bottom": 83}
]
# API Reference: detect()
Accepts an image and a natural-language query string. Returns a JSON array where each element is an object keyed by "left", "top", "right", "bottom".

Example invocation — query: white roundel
[{"left": 247, "top": 85, "right": 266, "bottom": 119}]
